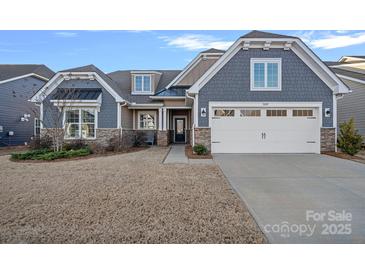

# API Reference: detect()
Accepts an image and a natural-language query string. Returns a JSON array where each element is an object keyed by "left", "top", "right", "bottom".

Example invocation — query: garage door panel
[{"left": 211, "top": 106, "right": 320, "bottom": 154}]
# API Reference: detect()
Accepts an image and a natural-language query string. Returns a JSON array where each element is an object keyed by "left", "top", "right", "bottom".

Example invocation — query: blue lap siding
[
  {"left": 0, "top": 77, "right": 46, "bottom": 146},
  {"left": 198, "top": 48, "right": 333, "bottom": 127}
]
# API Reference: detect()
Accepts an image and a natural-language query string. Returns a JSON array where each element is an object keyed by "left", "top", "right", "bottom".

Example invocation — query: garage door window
[
  {"left": 214, "top": 109, "right": 235, "bottom": 117},
  {"left": 240, "top": 109, "right": 261, "bottom": 117},
  {"left": 293, "top": 109, "right": 313, "bottom": 117},
  {"left": 266, "top": 109, "right": 287, "bottom": 117}
]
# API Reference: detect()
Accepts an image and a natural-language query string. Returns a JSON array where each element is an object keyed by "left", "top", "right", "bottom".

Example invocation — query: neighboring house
[
  {"left": 0, "top": 65, "right": 54, "bottom": 146},
  {"left": 326, "top": 56, "right": 365, "bottom": 139},
  {"left": 30, "top": 31, "right": 350, "bottom": 154}
]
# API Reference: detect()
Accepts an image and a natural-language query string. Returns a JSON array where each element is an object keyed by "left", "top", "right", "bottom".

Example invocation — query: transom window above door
[
  {"left": 133, "top": 75, "right": 152, "bottom": 93},
  {"left": 266, "top": 109, "right": 287, "bottom": 117},
  {"left": 250, "top": 58, "right": 282, "bottom": 91},
  {"left": 240, "top": 109, "right": 261, "bottom": 117},
  {"left": 214, "top": 109, "right": 235, "bottom": 117}
]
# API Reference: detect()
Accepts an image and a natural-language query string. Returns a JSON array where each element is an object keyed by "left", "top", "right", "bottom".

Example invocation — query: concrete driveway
[{"left": 214, "top": 154, "right": 365, "bottom": 243}]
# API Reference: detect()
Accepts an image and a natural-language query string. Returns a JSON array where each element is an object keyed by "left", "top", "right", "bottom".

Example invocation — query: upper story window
[
  {"left": 250, "top": 58, "right": 281, "bottom": 91},
  {"left": 134, "top": 75, "right": 152, "bottom": 93}
]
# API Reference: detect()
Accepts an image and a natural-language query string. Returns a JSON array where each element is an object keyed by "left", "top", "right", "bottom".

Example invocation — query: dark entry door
[{"left": 174, "top": 118, "right": 185, "bottom": 143}]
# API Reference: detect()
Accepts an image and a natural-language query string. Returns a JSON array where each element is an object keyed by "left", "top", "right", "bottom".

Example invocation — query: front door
[{"left": 174, "top": 118, "right": 186, "bottom": 143}]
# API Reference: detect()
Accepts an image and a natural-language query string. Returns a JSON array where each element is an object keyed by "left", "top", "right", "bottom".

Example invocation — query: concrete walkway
[
  {"left": 214, "top": 154, "right": 365, "bottom": 243},
  {"left": 163, "top": 145, "right": 188, "bottom": 164},
  {"left": 164, "top": 145, "right": 214, "bottom": 165}
]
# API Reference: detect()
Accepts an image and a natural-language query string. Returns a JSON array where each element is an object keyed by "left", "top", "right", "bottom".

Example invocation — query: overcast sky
[{"left": 1, "top": 30, "right": 364, "bottom": 72}]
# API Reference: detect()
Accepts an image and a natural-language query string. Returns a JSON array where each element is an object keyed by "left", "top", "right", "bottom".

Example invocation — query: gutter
[{"left": 186, "top": 92, "right": 196, "bottom": 147}]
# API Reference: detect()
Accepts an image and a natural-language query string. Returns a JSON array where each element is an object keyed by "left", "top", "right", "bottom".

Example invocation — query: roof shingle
[{"left": 0, "top": 64, "right": 54, "bottom": 82}]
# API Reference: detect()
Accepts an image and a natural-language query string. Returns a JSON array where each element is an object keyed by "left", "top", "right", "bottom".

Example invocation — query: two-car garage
[{"left": 210, "top": 103, "right": 322, "bottom": 154}]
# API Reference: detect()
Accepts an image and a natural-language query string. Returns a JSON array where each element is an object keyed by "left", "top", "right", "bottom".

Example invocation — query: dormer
[{"left": 131, "top": 71, "right": 162, "bottom": 95}]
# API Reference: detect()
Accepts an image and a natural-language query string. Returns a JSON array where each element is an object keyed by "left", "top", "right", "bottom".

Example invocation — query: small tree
[{"left": 337, "top": 118, "right": 363, "bottom": 156}]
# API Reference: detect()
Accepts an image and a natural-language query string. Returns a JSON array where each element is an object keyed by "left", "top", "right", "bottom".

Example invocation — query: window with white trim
[
  {"left": 64, "top": 108, "right": 96, "bottom": 139},
  {"left": 138, "top": 111, "right": 156, "bottom": 129},
  {"left": 34, "top": 118, "right": 41, "bottom": 136},
  {"left": 134, "top": 75, "right": 152, "bottom": 93},
  {"left": 251, "top": 59, "right": 281, "bottom": 91}
]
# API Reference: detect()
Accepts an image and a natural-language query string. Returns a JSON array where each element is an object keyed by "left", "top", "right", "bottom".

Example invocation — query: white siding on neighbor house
[{"left": 337, "top": 78, "right": 365, "bottom": 137}]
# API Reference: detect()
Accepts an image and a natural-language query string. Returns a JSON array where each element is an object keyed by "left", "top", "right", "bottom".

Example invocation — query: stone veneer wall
[
  {"left": 321, "top": 128, "right": 336, "bottom": 152},
  {"left": 157, "top": 130, "right": 170, "bottom": 146},
  {"left": 41, "top": 128, "right": 121, "bottom": 148},
  {"left": 194, "top": 128, "right": 211, "bottom": 151}
]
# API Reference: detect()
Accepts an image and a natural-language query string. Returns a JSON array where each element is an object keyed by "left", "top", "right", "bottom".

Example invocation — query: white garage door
[{"left": 211, "top": 106, "right": 320, "bottom": 153}]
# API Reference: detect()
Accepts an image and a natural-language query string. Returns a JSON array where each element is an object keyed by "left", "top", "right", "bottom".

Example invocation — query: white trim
[
  {"left": 149, "top": 96, "right": 186, "bottom": 100},
  {"left": 250, "top": 58, "right": 282, "bottom": 91},
  {"left": 158, "top": 108, "right": 162, "bottom": 130},
  {"left": 30, "top": 72, "right": 125, "bottom": 103},
  {"left": 173, "top": 115, "right": 187, "bottom": 143},
  {"left": 188, "top": 37, "right": 350, "bottom": 95},
  {"left": 34, "top": 117, "right": 40, "bottom": 136},
  {"left": 132, "top": 74, "right": 152, "bottom": 94},
  {"left": 40, "top": 102, "right": 44, "bottom": 129},
  {"left": 128, "top": 103, "right": 164, "bottom": 109},
  {"left": 162, "top": 108, "right": 167, "bottom": 130},
  {"left": 0, "top": 73, "right": 49, "bottom": 85},
  {"left": 336, "top": 74, "right": 365, "bottom": 85},
  {"left": 131, "top": 71, "right": 162, "bottom": 75},
  {"left": 63, "top": 107, "right": 98, "bottom": 140},
  {"left": 338, "top": 56, "right": 365, "bottom": 62},
  {"left": 164, "top": 106, "right": 192, "bottom": 109},
  {"left": 194, "top": 95, "right": 199, "bottom": 126},
  {"left": 133, "top": 109, "right": 136, "bottom": 130},
  {"left": 333, "top": 94, "right": 338, "bottom": 152},
  {"left": 117, "top": 103, "right": 121, "bottom": 129},
  {"left": 208, "top": 101, "right": 323, "bottom": 128},
  {"left": 137, "top": 110, "right": 157, "bottom": 130},
  {"left": 166, "top": 52, "right": 223, "bottom": 89}
]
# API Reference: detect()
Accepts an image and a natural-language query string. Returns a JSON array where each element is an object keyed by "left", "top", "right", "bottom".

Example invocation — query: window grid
[
  {"left": 134, "top": 75, "right": 152, "bottom": 93},
  {"left": 266, "top": 109, "right": 287, "bottom": 117},
  {"left": 251, "top": 59, "right": 281, "bottom": 90},
  {"left": 240, "top": 109, "right": 261, "bottom": 117},
  {"left": 64, "top": 109, "right": 96, "bottom": 139},
  {"left": 214, "top": 109, "right": 235, "bottom": 117},
  {"left": 293, "top": 109, "right": 313, "bottom": 117}
]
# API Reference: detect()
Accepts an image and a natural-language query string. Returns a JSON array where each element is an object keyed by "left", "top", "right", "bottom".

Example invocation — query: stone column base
[
  {"left": 194, "top": 127, "right": 211, "bottom": 151},
  {"left": 157, "top": 130, "right": 169, "bottom": 146},
  {"left": 321, "top": 128, "right": 336, "bottom": 152}
]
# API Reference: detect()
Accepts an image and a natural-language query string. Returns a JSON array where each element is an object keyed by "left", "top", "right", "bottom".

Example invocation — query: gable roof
[
  {"left": 330, "top": 67, "right": 365, "bottom": 83},
  {"left": 188, "top": 31, "right": 350, "bottom": 95},
  {"left": 200, "top": 48, "right": 226, "bottom": 54},
  {"left": 107, "top": 70, "right": 181, "bottom": 103},
  {"left": 0, "top": 64, "right": 54, "bottom": 83},
  {"left": 30, "top": 64, "right": 125, "bottom": 103},
  {"left": 241, "top": 30, "right": 298, "bottom": 39}
]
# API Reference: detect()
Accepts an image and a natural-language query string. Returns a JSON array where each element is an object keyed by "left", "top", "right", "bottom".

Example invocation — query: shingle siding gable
[{"left": 198, "top": 48, "right": 334, "bottom": 127}]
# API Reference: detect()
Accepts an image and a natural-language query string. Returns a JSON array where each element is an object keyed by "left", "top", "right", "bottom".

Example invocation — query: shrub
[
  {"left": 29, "top": 136, "right": 52, "bottom": 150},
  {"left": 11, "top": 148, "right": 51, "bottom": 160},
  {"left": 11, "top": 147, "right": 91, "bottom": 161},
  {"left": 63, "top": 140, "right": 87, "bottom": 151},
  {"left": 193, "top": 144, "right": 208, "bottom": 155},
  {"left": 337, "top": 118, "right": 363, "bottom": 156},
  {"left": 134, "top": 131, "right": 147, "bottom": 147}
]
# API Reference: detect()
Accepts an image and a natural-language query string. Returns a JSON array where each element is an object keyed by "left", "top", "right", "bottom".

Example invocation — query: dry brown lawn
[{"left": 0, "top": 147, "right": 265, "bottom": 244}]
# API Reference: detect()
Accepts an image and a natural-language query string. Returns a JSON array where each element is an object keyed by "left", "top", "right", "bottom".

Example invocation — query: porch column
[
  {"left": 162, "top": 107, "right": 167, "bottom": 131},
  {"left": 158, "top": 108, "right": 162, "bottom": 130}
]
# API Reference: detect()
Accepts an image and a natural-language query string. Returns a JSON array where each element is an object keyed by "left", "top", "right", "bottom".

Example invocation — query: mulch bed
[
  {"left": 8, "top": 146, "right": 149, "bottom": 163},
  {"left": 323, "top": 151, "right": 365, "bottom": 164},
  {"left": 0, "top": 145, "right": 29, "bottom": 156},
  {"left": 185, "top": 145, "right": 212, "bottom": 159}
]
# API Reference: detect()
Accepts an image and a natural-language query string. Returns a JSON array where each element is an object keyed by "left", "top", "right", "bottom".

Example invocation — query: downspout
[{"left": 186, "top": 92, "right": 195, "bottom": 147}]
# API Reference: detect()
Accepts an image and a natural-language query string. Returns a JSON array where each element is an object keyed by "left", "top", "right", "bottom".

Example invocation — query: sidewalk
[{"left": 163, "top": 145, "right": 214, "bottom": 165}]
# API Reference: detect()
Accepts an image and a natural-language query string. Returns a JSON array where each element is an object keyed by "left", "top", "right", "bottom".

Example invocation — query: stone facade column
[
  {"left": 321, "top": 128, "right": 336, "bottom": 152},
  {"left": 194, "top": 127, "right": 211, "bottom": 151},
  {"left": 157, "top": 130, "right": 169, "bottom": 146}
]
